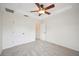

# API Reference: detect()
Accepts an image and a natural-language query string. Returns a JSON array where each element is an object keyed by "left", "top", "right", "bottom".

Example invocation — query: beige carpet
[{"left": 1, "top": 40, "right": 79, "bottom": 56}]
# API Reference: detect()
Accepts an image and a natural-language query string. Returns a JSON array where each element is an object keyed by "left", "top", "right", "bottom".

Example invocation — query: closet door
[{"left": 40, "top": 19, "right": 47, "bottom": 40}]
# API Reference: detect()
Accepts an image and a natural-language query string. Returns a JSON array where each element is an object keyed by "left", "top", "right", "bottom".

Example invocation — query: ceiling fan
[{"left": 30, "top": 3, "right": 55, "bottom": 16}]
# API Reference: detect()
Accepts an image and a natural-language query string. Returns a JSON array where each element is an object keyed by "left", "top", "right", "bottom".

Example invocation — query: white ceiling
[{"left": 0, "top": 3, "right": 78, "bottom": 20}]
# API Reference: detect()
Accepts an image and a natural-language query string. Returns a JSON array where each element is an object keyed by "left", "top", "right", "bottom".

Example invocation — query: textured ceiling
[{"left": 0, "top": 3, "right": 77, "bottom": 20}]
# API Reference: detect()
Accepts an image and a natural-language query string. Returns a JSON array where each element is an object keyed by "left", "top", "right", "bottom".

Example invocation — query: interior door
[
  {"left": 35, "top": 19, "right": 41, "bottom": 40},
  {"left": 35, "top": 19, "right": 47, "bottom": 40},
  {"left": 40, "top": 19, "right": 47, "bottom": 40}
]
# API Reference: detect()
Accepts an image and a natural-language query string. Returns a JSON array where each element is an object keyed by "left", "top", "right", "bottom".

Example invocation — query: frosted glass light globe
[{"left": 39, "top": 10, "right": 45, "bottom": 14}]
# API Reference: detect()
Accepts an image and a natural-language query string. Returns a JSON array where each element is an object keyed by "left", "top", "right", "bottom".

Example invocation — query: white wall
[
  {"left": 2, "top": 8, "right": 35, "bottom": 49},
  {"left": 0, "top": 6, "right": 2, "bottom": 54},
  {"left": 46, "top": 6, "right": 79, "bottom": 51}
]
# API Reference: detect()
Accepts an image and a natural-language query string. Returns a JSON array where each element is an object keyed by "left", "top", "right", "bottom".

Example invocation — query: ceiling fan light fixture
[
  {"left": 31, "top": 3, "right": 55, "bottom": 16},
  {"left": 38, "top": 10, "right": 45, "bottom": 14}
]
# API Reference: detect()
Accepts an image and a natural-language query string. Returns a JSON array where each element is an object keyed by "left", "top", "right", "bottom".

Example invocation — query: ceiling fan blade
[
  {"left": 30, "top": 10, "right": 38, "bottom": 12},
  {"left": 45, "top": 11, "right": 51, "bottom": 15},
  {"left": 35, "top": 3, "right": 40, "bottom": 8},
  {"left": 45, "top": 4, "right": 55, "bottom": 10}
]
